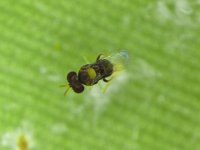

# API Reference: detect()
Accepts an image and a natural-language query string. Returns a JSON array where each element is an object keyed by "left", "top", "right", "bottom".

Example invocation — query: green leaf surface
[{"left": 0, "top": 0, "right": 200, "bottom": 150}]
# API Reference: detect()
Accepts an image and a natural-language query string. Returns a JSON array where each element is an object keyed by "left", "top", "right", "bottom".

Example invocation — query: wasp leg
[
  {"left": 64, "top": 86, "right": 71, "bottom": 96},
  {"left": 102, "top": 77, "right": 114, "bottom": 93},
  {"left": 96, "top": 54, "right": 103, "bottom": 62},
  {"left": 103, "top": 78, "right": 110, "bottom": 82},
  {"left": 102, "top": 81, "right": 111, "bottom": 93}
]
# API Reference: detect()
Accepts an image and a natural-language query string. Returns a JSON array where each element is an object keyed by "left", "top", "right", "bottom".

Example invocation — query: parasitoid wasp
[{"left": 61, "top": 51, "right": 128, "bottom": 94}]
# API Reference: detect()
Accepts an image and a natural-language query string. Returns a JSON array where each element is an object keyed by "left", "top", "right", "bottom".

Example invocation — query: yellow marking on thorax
[{"left": 87, "top": 68, "right": 96, "bottom": 79}]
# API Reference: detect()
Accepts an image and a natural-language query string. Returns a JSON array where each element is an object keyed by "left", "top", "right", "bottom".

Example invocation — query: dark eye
[
  {"left": 72, "top": 82, "right": 84, "bottom": 93},
  {"left": 67, "top": 72, "right": 77, "bottom": 82},
  {"left": 67, "top": 71, "right": 84, "bottom": 93}
]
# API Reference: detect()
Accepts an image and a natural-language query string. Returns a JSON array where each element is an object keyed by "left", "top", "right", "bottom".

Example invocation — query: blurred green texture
[{"left": 0, "top": 0, "right": 200, "bottom": 150}]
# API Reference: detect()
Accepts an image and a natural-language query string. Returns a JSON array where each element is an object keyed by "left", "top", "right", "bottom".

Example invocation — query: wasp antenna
[
  {"left": 60, "top": 84, "right": 67, "bottom": 87},
  {"left": 60, "top": 84, "right": 71, "bottom": 96},
  {"left": 82, "top": 56, "right": 90, "bottom": 64},
  {"left": 64, "top": 86, "right": 71, "bottom": 96}
]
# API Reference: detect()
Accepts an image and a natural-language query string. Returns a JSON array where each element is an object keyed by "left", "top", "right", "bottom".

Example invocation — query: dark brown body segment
[
  {"left": 65, "top": 54, "right": 114, "bottom": 94},
  {"left": 67, "top": 72, "right": 84, "bottom": 93},
  {"left": 78, "top": 59, "right": 113, "bottom": 86}
]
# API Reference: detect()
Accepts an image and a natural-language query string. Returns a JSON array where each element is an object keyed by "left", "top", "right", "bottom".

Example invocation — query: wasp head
[{"left": 67, "top": 72, "right": 84, "bottom": 93}]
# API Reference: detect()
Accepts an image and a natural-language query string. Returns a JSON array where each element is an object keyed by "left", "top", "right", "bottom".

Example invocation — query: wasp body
[
  {"left": 63, "top": 51, "right": 128, "bottom": 94},
  {"left": 67, "top": 54, "right": 113, "bottom": 93},
  {"left": 79, "top": 56, "right": 113, "bottom": 85}
]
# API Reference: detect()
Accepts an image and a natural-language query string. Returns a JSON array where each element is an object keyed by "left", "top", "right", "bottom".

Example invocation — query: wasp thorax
[{"left": 78, "top": 67, "right": 96, "bottom": 86}]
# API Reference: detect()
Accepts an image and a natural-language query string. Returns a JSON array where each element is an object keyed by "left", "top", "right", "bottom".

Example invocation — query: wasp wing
[{"left": 102, "top": 51, "right": 129, "bottom": 73}]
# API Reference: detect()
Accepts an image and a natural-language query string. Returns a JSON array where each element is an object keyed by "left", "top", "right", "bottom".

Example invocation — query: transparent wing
[
  {"left": 103, "top": 50, "right": 129, "bottom": 73},
  {"left": 99, "top": 51, "right": 129, "bottom": 93}
]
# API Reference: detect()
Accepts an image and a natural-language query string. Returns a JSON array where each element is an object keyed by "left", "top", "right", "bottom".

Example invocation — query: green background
[{"left": 0, "top": 0, "right": 200, "bottom": 149}]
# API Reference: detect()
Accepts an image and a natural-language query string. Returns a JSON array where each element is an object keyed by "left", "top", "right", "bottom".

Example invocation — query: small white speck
[
  {"left": 131, "top": 126, "right": 140, "bottom": 150},
  {"left": 133, "top": 59, "right": 162, "bottom": 80},
  {"left": 157, "top": 1, "right": 172, "bottom": 22},
  {"left": 156, "top": 0, "right": 193, "bottom": 25},
  {"left": 39, "top": 66, "right": 47, "bottom": 74},
  {"left": 122, "top": 15, "right": 131, "bottom": 26},
  {"left": 175, "top": 0, "right": 192, "bottom": 15},
  {"left": 34, "top": 1, "right": 46, "bottom": 12},
  {"left": 157, "top": 94, "right": 166, "bottom": 103},
  {"left": 51, "top": 123, "right": 68, "bottom": 135},
  {"left": 47, "top": 74, "right": 61, "bottom": 82}
]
